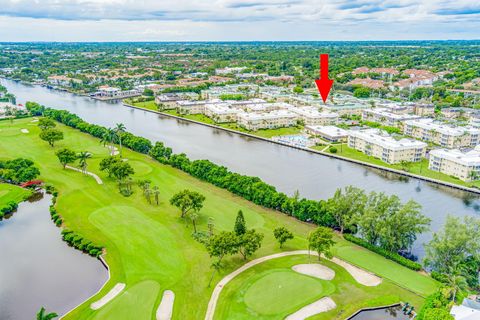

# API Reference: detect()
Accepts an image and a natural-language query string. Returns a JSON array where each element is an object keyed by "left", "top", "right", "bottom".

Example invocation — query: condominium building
[
  {"left": 403, "top": 119, "right": 480, "bottom": 148},
  {"left": 348, "top": 129, "right": 427, "bottom": 164},
  {"left": 413, "top": 104, "right": 435, "bottom": 117},
  {"left": 237, "top": 110, "right": 298, "bottom": 131},
  {"left": 306, "top": 125, "right": 349, "bottom": 142},
  {"left": 362, "top": 108, "right": 420, "bottom": 128},
  {"left": 176, "top": 99, "right": 221, "bottom": 114},
  {"left": 290, "top": 106, "right": 339, "bottom": 125},
  {"left": 429, "top": 147, "right": 480, "bottom": 181},
  {"left": 204, "top": 103, "right": 242, "bottom": 123}
]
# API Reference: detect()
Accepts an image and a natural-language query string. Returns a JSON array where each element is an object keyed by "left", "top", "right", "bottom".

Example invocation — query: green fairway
[
  {"left": 215, "top": 255, "right": 425, "bottom": 320},
  {"left": 0, "top": 183, "right": 31, "bottom": 206},
  {"left": 0, "top": 118, "right": 437, "bottom": 319}
]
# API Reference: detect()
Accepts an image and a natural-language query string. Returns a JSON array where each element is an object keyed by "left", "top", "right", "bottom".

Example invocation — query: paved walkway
[
  {"left": 204, "top": 250, "right": 382, "bottom": 320},
  {"left": 156, "top": 290, "right": 175, "bottom": 320},
  {"left": 90, "top": 283, "right": 126, "bottom": 310},
  {"left": 66, "top": 165, "right": 103, "bottom": 185}
]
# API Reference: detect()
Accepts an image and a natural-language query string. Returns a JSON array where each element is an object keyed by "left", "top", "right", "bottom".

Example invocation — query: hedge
[
  {"left": 61, "top": 229, "right": 104, "bottom": 258},
  {"left": 344, "top": 234, "right": 422, "bottom": 271},
  {"left": 0, "top": 201, "right": 19, "bottom": 220}
]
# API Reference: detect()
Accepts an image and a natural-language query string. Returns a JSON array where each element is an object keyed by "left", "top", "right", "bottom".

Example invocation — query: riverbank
[
  {"left": 123, "top": 101, "right": 480, "bottom": 195},
  {"left": 0, "top": 118, "right": 438, "bottom": 319}
]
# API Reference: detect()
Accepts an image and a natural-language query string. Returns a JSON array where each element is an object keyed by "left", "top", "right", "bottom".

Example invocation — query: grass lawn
[
  {"left": 0, "top": 183, "right": 31, "bottom": 206},
  {"left": 125, "top": 99, "right": 158, "bottom": 112},
  {"left": 215, "top": 255, "right": 424, "bottom": 320},
  {"left": 0, "top": 118, "right": 437, "bottom": 319},
  {"left": 313, "top": 144, "right": 480, "bottom": 189}
]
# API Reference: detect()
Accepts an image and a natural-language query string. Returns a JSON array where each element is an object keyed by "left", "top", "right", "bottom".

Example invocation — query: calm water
[
  {"left": 3, "top": 78, "right": 480, "bottom": 257},
  {"left": 349, "top": 305, "right": 411, "bottom": 320},
  {"left": 0, "top": 192, "right": 107, "bottom": 319}
]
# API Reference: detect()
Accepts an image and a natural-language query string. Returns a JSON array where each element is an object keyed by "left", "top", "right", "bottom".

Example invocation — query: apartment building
[
  {"left": 429, "top": 148, "right": 480, "bottom": 181},
  {"left": 237, "top": 110, "right": 298, "bottom": 131},
  {"left": 403, "top": 119, "right": 480, "bottom": 148},
  {"left": 306, "top": 125, "right": 349, "bottom": 142},
  {"left": 176, "top": 99, "right": 221, "bottom": 114},
  {"left": 348, "top": 129, "right": 427, "bottom": 164},
  {"left": 290, "top": 106, "right": 339, "bottom": 125},
  {"left": 413, "top": 104, "right": 435, "bottom": 117},
  {"left": 204, "top": 103, "right": 242, "bottom": 123},
  {"left": 362, "top": 108, "right": 420, "bottom": 127}
]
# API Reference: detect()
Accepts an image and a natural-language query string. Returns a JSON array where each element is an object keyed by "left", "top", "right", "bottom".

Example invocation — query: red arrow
[{"left": 315, "top": 54, "right": 334, "bottom": 103}]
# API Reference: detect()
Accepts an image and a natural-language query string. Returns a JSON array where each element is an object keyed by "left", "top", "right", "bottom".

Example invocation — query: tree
[
  {"left": 445, "top": 273, "right": 468, "bottom": 302},
  {"left": 55, "top": 148, "right": 77, "bottom": 169},
  {"left": 308, "top": 227, "right": 335, "bottom": 260},
  {"left": 99, "top": 156, "right": 122, "bottom": 177},
  {"left": 273, "top": 226, "right": 294, "bottom": 248},
  {"left": 101, "top": 128, "right": 117, "bottom": 155},
  {"left": 234, "top": 210, "right": 247, "bottom": 236},
  {"left": 36, "top": 307, "right": 58, "bottom": 320},
  {"left": 153, "top": 186, "right": 160, "bottom": 205},
  {"left": 169, "top": 189, "right": 206, "bottom": 218},
  {"left": 206, "top": 231, "right": 239, "bottom": 286},
  {"left": 188, "top": 211, "right": 199, "bottom": 233},
  {"left": 207, "top": 217, "right": 215, "bottom": 236},
  {"left": 238, "top": 229, "right": 264, "bottom": 260},
  {"left": 77, "top": 151, "right": 92, "bottom": 174},
  {"left": 424, "top": 216, "right": 480, "bottom": 275},
  {"left": 354, "top": 87, "right": 371, "bottom": 98},
  {"left": 38, "top": 118, "right": 56, "bottom": 130},
  {"left": 39, "top": 128, "right": 64, "bottom": 147},
  {"left": 114, "top": 123, "right": 126, "bottom": 157},
  {"left": 326, "top": 186, "right": 367, "bottom": 233},
  {"left": 110, "top": 162, "right": 135, "bottom": 187}
]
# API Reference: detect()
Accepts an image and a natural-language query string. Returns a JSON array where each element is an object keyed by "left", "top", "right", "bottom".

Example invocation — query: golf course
[{"left": 0, "top": 117, "right": 438, "bottom": 319}]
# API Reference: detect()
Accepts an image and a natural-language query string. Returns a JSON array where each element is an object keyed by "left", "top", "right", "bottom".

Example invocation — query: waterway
[
  {"left": 0, "top": 192, "right": 107, "bottom": 319},
  {"left": 3, "top": 78, "right": 480, "bottom": 258}
]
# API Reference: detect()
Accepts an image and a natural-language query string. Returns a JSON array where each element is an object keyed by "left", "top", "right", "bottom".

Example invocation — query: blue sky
[{"left": 0, "top": 0, "right": 478, "bottom": 41}]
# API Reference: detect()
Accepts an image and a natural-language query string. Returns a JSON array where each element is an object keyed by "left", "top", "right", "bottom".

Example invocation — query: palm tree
[
  {"left": 153, "top": 185, "right": 160, "bottom": 205},
  {"left": 37, "top": 307, "right": 58, "bottom": 320},
  {"left": 77, "top": 151, "right": 92, "bottom": 174},
  {"left": 114, "top": 123, "right": 126, "bottom": 158},
  {"left": 188, "top": 211, "right": 199, "bottom": 233},
  {"left": 446, "top": 273, "right": 468, "bottom": 302},
  {"left": 101, "top": 128, "right": 116, "bottom": 155}
]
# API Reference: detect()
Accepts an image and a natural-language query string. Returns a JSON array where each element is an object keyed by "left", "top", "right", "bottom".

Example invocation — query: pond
[
  {"left": 0, "top": 192, "right": 108, "bottom": 319},
  {"left": 348, "top": 304, "right": 413, "bottom": 320}
]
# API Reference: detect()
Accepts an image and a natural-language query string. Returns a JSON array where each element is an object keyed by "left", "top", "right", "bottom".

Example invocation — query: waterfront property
[
  {"left": 306, "top": 125, "right": 349, "bottom": 142},
  {"left": 362, "top": 108, "right": 420, "bottom": 128},
  {"left": 404, "top": 119, "right": 480, "bottom": 148},
  {"left": 90, "top": 86, "right": 140, "bottom": 100},
  {"left": 290, "top": 106, "right": 339, "bottom": 126},
  {"left": 429, "top": 147, "right": 480, "bottom": 181},
  {"left": 237, "top": 109, "right": 298, "bottom": 131},
  {"left": 348, "top": 129, "right": 427, "bottom": 164},
  {"left": 204, "top": 103, "right": 243, "bottom": 123}
]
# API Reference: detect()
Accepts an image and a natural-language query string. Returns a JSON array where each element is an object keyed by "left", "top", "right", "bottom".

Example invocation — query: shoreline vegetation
[
  {"left": 0, "top": 114, "right": 438, "bottom": 319},
  {"left": 124, "top": 100, "right": 480, "bottom": 195}
]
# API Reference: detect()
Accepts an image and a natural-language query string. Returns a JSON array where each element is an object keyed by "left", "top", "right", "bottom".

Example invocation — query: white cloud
[{"left": 0, "top": 0, "right": 478, "bottom": 40}]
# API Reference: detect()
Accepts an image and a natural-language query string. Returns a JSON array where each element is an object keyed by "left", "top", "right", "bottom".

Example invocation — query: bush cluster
[
  {"left": 344, "top": 234, "right": 422, "bottom": 271},
  {"left": 61, "top": 229, "right": 104, "bottom": 257},
  {"left": 0, "top": 201, "right": 18, "bottom": 220},
  {"left": 49, "top": 205, "right": 63, "bottom": 227}
]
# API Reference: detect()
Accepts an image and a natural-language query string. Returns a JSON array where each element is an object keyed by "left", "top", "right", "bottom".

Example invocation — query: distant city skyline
[{"left": 0, "top": 0, "right": 479, "bottom": 41}]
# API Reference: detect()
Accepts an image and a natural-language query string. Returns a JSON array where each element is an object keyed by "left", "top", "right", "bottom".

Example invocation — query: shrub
[
  {"left": 344, "top": 234, "right": 422, "bottom": 271},
  {"left": 329, "top": 146, "right": 338, "bottom": 153},
  {"left": 61, "top": 229, "right": 104, "bottom": 258}
]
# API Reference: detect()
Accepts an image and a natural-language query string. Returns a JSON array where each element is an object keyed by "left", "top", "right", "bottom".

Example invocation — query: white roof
[
  {"left": 451, "top": 304, "right": 480, "bottom": 320},
  {"left": 430, "top": 148, "right": 480, "bottom": 167},
  {"left": 349, "top": 128, "right": 427, "bottom": 151},
  {"left": 306, "top": 125, "right": 349, "bottom": 138},
  {"left": 205, "top": 103, "right": 242, "bottom": 115},
  {"left": 405, "top": 118, "right": 480, "bottom": 136},
  {"left": 177, "top": 99, "right": 221, "bottom": 106},
  {"left": 363, "top": 108, "right": 420, "bottom": 121},
  {"left": 291, "top": 106, "right": 338, "bottom": 119},
  {"left": 238, "top": 110, "right": 298, "bottom": 121}
]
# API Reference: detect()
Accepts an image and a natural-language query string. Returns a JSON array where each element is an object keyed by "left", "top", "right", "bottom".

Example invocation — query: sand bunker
[
  {"left": 331, "top": 257, "right": 382, "bottom": 286},
  {"left": 20, "top": 129, "right": 29, "bottom": 133},
  {"left": 285, "top": 297, "right": 336, "bottom": 320},
  {"left": 292, "top": 264, "right": 335, "bottom": 281},
  {"left": 90, "top": 283, "right": 126, "bottom": 310},
  {"left": 156, "top": 290, "right": 175, "bottom": 320}
]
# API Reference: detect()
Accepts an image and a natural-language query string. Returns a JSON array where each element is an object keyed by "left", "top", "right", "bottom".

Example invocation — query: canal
[{"left": 3, "top": 78, "right": 480, "bottom": 258}]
